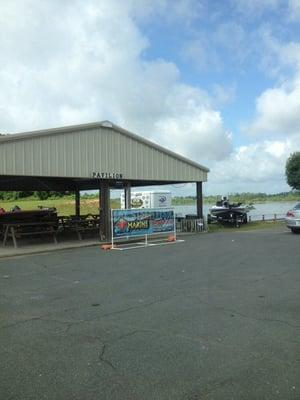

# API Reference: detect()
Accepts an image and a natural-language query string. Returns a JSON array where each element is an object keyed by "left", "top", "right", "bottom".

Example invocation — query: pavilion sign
[{"left": 91, "top": 172, "right": 123, "bottom": 179}]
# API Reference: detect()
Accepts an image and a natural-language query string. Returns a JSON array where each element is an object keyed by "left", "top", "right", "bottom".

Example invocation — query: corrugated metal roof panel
[{"left": 0, "top": 122, "right": 209, "bottom": 182}]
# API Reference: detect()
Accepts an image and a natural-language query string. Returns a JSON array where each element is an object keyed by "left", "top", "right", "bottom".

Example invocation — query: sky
[{"left": 1, "top": 0, "right": 300, "bottom": 196}]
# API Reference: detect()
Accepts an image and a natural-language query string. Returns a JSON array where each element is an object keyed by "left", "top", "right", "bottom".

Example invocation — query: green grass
[
  {"left": 0, "top": 198, "right": 120, "bottom": 216},
  {"left": 206, "top": 220, "right": 286, "bottom": 233}
]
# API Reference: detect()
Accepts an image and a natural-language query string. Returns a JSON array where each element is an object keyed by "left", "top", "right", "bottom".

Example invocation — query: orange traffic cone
[
  {"left": 101, "top": 244, "right": 112, "bottom": 250},
  {"left": 167, "top": 235, "right": 175, "bottom": 242}
]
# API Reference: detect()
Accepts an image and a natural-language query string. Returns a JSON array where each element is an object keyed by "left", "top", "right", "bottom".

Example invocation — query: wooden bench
[
  {"left": 0, "top": 210, "right": 58, "bottom": 248},
  {"left": 58, "top": 214, "right": 100, "bottom": 240}
]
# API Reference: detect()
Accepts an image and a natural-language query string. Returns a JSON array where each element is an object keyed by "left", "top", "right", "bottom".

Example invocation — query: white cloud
[
  {"left": 0, "top": 0, "right": 231, "bottom": 165},
  {"left": 182, "top": 35, "right": 223, "bottom": 72},
  {"left": 288, "top": 0, "right": 300, "bottom": 20},
  {"left": 211, "top": 83, "right": 236, "bottom": 106},
  {"left": 247, "top": 78, "right": 300, "bottom": 137},
  {"left": 247, "top": 31, "right": 300, "bottom": 138},
  {"left": 130, "top": 0, "right": 204, "bottom": 24},
  {"left": 182, "top": 22, "right": 249, "bottom": 72},
  {"left": 207, "top": 135, "right": 300, "bottom": 193},
  {"left": 230, "top": 0, "right": 284, "bottom": 17},
  {"left": 259, "top": 28, "right": 300, "bottom": 76},
  {"left": 155, "top": 108, "right": 232, "bottom": 161},
  {"left": 225, "top": 28, "right": 300, "bottom": 193}
]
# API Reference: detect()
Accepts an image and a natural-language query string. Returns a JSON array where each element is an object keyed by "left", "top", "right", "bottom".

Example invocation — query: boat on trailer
[{"left": 208, "top": 197, "right": 252, "bottom": 227}]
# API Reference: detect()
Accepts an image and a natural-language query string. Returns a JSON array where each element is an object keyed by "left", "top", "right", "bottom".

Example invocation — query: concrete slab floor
[
  {"left": 0, "top": 232, "right": 195, "bottom": 259},
  {"left": 0, "top": 239, "right": 101, "bottom": 259},
  {"left": 0, "top": 226, "right": 299, "bottom": 400}
]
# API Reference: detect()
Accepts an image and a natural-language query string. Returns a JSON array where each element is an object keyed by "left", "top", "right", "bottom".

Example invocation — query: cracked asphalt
[{"left": 0, "top": 227, "right": 299, "bottom": 400}]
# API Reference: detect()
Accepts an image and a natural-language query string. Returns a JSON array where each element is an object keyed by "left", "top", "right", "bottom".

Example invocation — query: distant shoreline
[
  {"left": 172, "top": 193, "right": 300, "bottom": 205},
  {"left": 173, "top": 198, "right": 299, "bottom": 205}
]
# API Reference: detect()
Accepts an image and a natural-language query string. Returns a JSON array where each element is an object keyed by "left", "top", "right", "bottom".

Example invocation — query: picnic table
[
  {"left": 0, "top": 210, "right": 58, "bottom": 248},
  {"left": 58, "top": 214, "right": 100, "bottom": 240}
]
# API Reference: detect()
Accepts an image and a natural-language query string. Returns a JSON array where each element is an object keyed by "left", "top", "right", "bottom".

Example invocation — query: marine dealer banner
[{"left": 112, "top": 208, "right": 175, "bottom": 238}]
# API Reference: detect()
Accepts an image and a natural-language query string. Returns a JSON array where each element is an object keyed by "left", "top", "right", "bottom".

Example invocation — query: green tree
[
  {"left": 286, "top": 152, "right": 300, "bottom": 190},
  {"left": 0, "top": 191, "right": 20, "bottom": 200},
  {"left": 18, "top": 191, "right": 34, "bottom": 198},
  {"left": 34, "top": 191, "right": 49, "bottom": 200},
  {"left": 33, "top": 191, "right": 66, "bottom": 200}
]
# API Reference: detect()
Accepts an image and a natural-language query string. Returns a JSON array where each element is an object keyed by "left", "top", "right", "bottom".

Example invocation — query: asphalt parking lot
[{"left": 0, "top": 227, "right": 299, "bottom": 400}]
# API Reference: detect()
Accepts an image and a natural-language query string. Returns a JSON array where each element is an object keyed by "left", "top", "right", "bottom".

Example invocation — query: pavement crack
[
  {"left": 0, "top": 316, "right": 86, "bottom": 332},
  {"left": 0, "top": 316, "right": 43, "bottom": 330},
  {"left": 254, "top": 317, "right": 300, "bottom": 329},
  {"left": 187, "top": 296, "right": 300, "bottom": 329},
  {"left": 40, "top": 318, "right": 88, "bottom": 334},
  {"left": 107, "top": 330, "right": 145, "bottom": 345},
  {"left": 195, "top": 376, "right": 237, "bottom": 399},
  {"left": 254, "top": 268, "right": 293, "bottom": 282},
  {"left": 100, "top": 295, "right": 178, "bottom": 319},
  {"left": 99, "top": 344, "right": 116, "bottom": 371},
  {"left": 100, "top": 306, "right": 139, "bottom": 318}
]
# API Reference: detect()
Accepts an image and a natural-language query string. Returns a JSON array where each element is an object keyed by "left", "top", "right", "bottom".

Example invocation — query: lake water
[{"left": 174, "top": 201, "right": 299, "bottom": 221}]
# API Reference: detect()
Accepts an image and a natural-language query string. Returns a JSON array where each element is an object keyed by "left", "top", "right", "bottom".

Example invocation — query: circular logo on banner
[
  {"left": 159, "top": 196, "right": 167, "bottom": 204},
  {"left": 131, "top": 198, "right": 143, "bottom": 207}
]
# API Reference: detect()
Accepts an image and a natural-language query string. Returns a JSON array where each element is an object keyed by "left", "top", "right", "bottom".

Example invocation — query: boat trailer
[{"left": 207, "top": 211, "right": 248, "bottom": 227}]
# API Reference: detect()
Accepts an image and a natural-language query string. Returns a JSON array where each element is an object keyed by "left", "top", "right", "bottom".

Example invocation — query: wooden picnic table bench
[
  {"left": 2, "top": 221, "right": 58, "bottom": 248},
  {"left": 58, "top": 214, "right": 100, "bottom": 240},
  {"left": 0, "top": 210, "right": 58, "bottom": 248}
]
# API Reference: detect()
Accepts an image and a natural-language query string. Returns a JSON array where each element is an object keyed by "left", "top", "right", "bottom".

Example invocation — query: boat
[{"left": 208, "top": 197, "right": 253, "bottom": 227}]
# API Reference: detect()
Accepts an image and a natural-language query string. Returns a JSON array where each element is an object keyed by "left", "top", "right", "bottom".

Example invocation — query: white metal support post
[{"left": 111, "top": 209, "right": 114, "bottom": 249}]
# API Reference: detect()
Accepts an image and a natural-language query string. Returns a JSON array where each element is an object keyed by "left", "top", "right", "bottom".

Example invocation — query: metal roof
[
  {"left": 0, "top": 121, "right": 209, "bottom": 186},
  {"left": 0, "top": 121, "right": 209, "bottom": 172}
]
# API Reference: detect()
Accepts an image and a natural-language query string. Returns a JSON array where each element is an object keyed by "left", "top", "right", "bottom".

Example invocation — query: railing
[
  {"left": 176, "top": 218, "right": 205, "bottom": 233},
  {"left": 176, "top": 214, "right": 286, "bottom": 233},
  {"left": 248, "top": 214, "right": 285, "bottom": 222}
]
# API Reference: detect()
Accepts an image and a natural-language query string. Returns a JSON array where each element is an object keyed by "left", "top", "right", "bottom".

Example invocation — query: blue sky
[{"left": 1, "top": 0, "right": 300, "bottom": 196}]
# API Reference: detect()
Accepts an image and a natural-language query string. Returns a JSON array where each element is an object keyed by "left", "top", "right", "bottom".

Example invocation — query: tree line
[
  {"left": 286, "top": 151, "right": 300, "bottom": 191},
  {"left": 0, "top": 191, "right": 67, "bottom": 201}
]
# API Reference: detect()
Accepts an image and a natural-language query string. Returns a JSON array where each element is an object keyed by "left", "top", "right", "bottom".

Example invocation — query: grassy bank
[{"left": 206, "top": 220, "right": 286, "bottom": 233}]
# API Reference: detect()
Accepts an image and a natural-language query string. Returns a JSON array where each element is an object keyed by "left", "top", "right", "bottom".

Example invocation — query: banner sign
[{"left": 112, "top": 208, "right": 175, "bottom": 238}]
